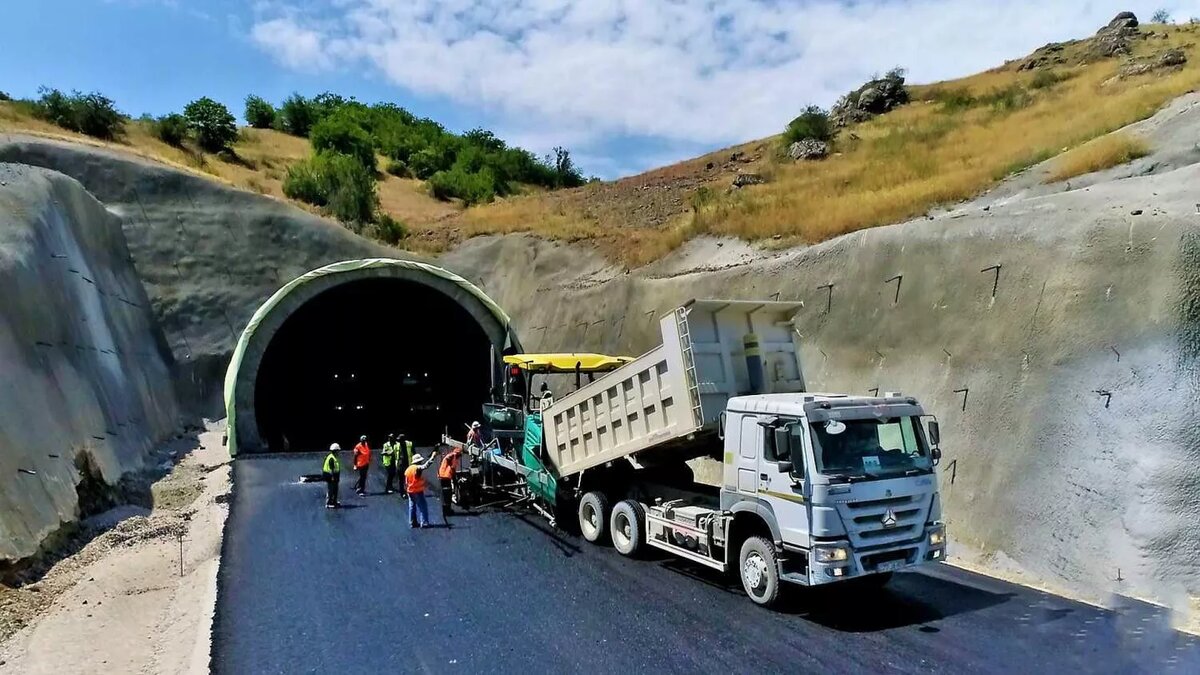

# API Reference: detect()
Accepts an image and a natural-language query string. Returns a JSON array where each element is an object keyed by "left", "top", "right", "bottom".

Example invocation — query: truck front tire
[
  {"left": 610, "top": 500, "right": 645, "bottom": 557},
  {"left": 578, "top": 491, "right": 610, "bottom": 543},
  {"left": 738, "top": 536, "right": 783, "bottom": 607}
]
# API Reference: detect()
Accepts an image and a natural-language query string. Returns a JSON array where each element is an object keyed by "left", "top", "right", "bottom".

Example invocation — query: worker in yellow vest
[
  {"left": 322, "top": 443, "right": 341, "bottom": 509},
  {"left": 381, "top": 434, "right": 401, "bottom": 494},
  {"left": 396, "top": 434, "right": 414, "bottom": 499}
]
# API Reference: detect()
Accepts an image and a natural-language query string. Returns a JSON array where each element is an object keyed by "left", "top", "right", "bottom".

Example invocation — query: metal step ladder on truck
[{"left": 447, "top": 299, "right": 948, "bottom": 607}]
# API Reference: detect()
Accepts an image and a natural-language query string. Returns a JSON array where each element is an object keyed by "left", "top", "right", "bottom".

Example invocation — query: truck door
[
  {"left": 737, "top": 415, "right": 760, "bottom": 494},
  {"left": 759, "top": 419, "right": 809, "bottom": 544}
]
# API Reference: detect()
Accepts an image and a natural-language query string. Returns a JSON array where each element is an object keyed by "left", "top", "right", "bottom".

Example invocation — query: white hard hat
[
  {"left": 411, "top": 453, "right": 426, "bottom": 464},
  {"left": 329, "top": 443, "right": 341, "bottom": 451},
  {"left": 471, "top": 421, "right": 481, "bottom": 428}
]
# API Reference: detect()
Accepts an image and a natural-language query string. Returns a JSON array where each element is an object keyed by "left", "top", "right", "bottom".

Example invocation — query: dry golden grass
[
  {"left": 2, "top": 23, "right": 1198, "bottom": 267},
  {"left": 461, "top": 25, "right": 1200, "bottom": 263},
  {"left": 1044, "top": 132, "right": 1150, "bottom": 182}
]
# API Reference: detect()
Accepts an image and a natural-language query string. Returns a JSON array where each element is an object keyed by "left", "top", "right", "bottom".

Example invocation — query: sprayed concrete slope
[
  {"left": 0, "top": 134, "right": 400, "bottom": 417},
  {"left": 0, "top": 164, "right": 180, "bottom": 564},
  {"left": 442, "top": 150, "right": 1200, "bottom": 611}
]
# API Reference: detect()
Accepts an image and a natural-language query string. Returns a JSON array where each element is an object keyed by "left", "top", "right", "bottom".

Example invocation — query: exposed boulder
[
  {"left": 1116, "top": 47, "right": 1188, "bottom": 79},
  {"left": 1159, "top": 47, "right": 1188, "bottom": 67},
  {"left": 731, "top": 172, "right": 765, "bottom": 188},
  {"left": 1101, "top": 11, "right": 1139, "bottom": 32},
  {"left": 1086, "top": 12, "right": 1140, "bottom": 61},
  {"left": 831, "top": 70, "right": 909, "bottom": 127},
  {"left": 787, "top": 139, "right": 830, "bottom": 161}
]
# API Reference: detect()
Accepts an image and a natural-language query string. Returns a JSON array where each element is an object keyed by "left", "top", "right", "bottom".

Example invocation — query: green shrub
[
  {"left": 930, "top": 87, "right": 977, "bottom": 111},
  {"left": 183, "top": 97, "right": 238, "bottom": 152},
  {"left": 371, "top": 212, "right": 408, "bottom": 244},
  {"left": 283, "top": 151, "right": 379, "bottom": 225},
  {"left": 982, "top": 85, "right": 1032, "bottom": 113},
  {"left": 278, "top": 93, "right": 318, "bottom": 137},
  {"left": 428, "top": 167, "right": 497, "bottom": 205},
  {"left": 385, "top": 159, "right": 411, "bottom": 178},
  {"left": 33, "top": 87, "right": 125, "bottom": 140},
  {"left": 783, "top": 106, "right": 834, "bottom": 144},
  {"left": 1030, "top": 69, "right": 1071, "bottom": 90},
  {"left": 310, "top": 110, "right": 377, "bottom": 172},
  {"left": 0, "top": 91, "right": 11, "bottom": 102},
  {"left": 408, "top": 147, "right": 446, "bottom": 180},
  {"left": 155, "top": 113, "right": 188, "bottom": 147},
  {"left": 244, "top": 95, "right": 276, "bottom": 129}
]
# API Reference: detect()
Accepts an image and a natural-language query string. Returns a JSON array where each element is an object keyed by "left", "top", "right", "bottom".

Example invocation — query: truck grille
[{"left": 839, "top": 494, "right": 928, "bottom": 549}]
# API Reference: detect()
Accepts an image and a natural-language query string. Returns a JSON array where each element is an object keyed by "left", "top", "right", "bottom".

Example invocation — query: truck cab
[{"left": 721, "top": 393, "right": 946, "bottom": 596}]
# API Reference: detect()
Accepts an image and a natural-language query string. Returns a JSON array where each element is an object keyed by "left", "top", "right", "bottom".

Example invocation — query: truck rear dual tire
[
  {"left": 739, "top": 536, "right": 783, "bottom": 607},
  {"left": 578, "top": 491, "right": 610, "bottom": 543},
  {"left": 610, "top": 500, "right": 645, "bottom": 557}
]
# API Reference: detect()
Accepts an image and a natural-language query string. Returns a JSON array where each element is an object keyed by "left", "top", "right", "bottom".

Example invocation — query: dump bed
[{"left": 541, "top": 300, "right": 805, "bottom": 478}]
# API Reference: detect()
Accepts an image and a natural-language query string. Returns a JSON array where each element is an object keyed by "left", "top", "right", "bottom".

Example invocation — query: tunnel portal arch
[{"left": 223, "top": 259, "right": 520, "bottom": 455}]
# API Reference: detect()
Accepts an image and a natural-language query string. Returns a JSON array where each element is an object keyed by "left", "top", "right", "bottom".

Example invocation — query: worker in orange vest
[
  {"left": 353, "top": 435, "right": 371, "bottom": 496},
  {"left": 405, "top": 451, "right": 439, "bottom": 528},
  {"left": 437, "top": 446, "right": 463, "bottom": 519}
]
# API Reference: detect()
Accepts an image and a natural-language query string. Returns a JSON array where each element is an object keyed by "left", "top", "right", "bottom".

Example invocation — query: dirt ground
[{"left": 0, "top": 420, "right": 230, "bottom": 674}]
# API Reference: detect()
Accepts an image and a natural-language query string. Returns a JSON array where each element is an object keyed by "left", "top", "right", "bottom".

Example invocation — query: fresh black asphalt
[{"left": 211, "top": 455, "right": 1200, "bottom": 674}]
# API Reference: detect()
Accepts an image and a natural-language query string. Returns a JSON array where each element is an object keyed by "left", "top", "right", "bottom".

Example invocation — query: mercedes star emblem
[{"left": 881, "top": 509, "right": 898, "bottom": 528}]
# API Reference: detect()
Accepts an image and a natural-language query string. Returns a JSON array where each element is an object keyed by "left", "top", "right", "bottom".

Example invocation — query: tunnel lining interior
[{"left": 226, "top": 260, "right": 518, "bottom": 454}]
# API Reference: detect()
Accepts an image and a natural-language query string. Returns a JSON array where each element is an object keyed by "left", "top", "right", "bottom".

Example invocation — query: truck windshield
[{"left": 806, "top": 416, "right": 932, "bottom": 480}]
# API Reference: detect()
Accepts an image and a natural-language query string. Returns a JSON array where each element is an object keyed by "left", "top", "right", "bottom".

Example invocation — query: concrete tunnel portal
[{"left": 224, "top": 259, "right": 521, "bottom": 454}]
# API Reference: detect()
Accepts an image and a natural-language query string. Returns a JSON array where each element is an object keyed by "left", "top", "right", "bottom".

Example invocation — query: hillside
[{"left": 2, "top": 15, "right": 1198, "bottom": 266}]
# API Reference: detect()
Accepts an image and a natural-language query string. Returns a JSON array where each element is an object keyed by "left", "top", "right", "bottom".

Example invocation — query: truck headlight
[
  {"left": 928, "top": 525, "right": 946, "bottom": 547},
  {"left": 814, "top": 546, "right": 849, "bottom": 563}
]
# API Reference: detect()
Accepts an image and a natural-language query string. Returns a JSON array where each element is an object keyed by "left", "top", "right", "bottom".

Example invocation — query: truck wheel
[
  {"left": 739, "top": 536, "right": 782, "bottom": 607},
  {"left": 578, "top": 491, "right": 610, "bottom": 543},
  {"left": 610, "top": 500, "right": 645, "bottom": 557}
]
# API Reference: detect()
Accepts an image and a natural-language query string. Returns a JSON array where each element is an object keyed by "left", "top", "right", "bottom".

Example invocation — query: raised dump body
[{"left": 541, "top": 300, "right": 805, "bottom": 478}]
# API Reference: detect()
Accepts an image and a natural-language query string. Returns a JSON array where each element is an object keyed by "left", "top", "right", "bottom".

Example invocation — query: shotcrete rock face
[{"left": 226, "top": 260, "right": 517, "bottom": 452}]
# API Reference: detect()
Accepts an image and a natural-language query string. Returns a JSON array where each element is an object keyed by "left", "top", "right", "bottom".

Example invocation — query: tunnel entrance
[
  {"left": 225, "top": 259, "right": 519, "bottom": 455},
  {"left": 254, "top": 278, "right": 491, "bottom": 450}
]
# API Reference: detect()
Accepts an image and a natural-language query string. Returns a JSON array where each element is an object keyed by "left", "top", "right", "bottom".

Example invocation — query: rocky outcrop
[
  {"left": 787, "top": 139, "right": 829, "bottom": 161},
  {"left": 1086, "top": 11, "right": 1141, "bottom": 61},
  {"left": 831, "top": 70, "right": 909, "bottom": 127},
  {"left": 0, "top": 164, "right": 181, "bottom": 566}
]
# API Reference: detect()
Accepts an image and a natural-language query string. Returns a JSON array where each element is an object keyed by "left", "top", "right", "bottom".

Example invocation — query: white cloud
[
  {"left": 251, "top": 17, "right": 336, "bottom": 71},
  {"left": 249, "top": 1, "right": 1200, "bottom": 175}
]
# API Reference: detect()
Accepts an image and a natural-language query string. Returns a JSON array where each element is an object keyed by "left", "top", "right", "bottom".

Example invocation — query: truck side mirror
[
  {"left": 928, "top": 420, "right": 940, "bottom": 446},
  {"left": 777, "top": 461, "right": 794, "bottom": 474},
  {"left": 931, "top": 447, "right": 942, "bottom": 466},
  {"left": 772, "top": 427, "right": 791, "bottom": 462}
]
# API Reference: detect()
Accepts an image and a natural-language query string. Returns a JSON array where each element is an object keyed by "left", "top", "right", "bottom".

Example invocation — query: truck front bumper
[{"left": 805, "top": 524, "right": 947, "bottom": 586}]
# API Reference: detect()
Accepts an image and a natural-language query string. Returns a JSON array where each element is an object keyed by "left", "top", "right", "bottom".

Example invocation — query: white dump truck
[{"left": 452, "top": 299, "right": 947, "bottom": 607}]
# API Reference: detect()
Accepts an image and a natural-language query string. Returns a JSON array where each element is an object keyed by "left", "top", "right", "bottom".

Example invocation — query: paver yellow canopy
[
  {"left": 223, "top": 258, "right": 518, "bottom": 455},
  {"left": 503, "top": 353, "right": 633, "bottom": 373}
]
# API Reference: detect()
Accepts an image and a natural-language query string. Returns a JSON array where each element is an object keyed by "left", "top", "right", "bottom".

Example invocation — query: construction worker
[
  {"left": 405, "top": 450, "right": 439, "bottom": 528},
  {"left": 322, "top": 443, "right": 341, "bottom": 508},
  {"left": 381, "top": 433, "right": 400, "bottom": 494},
  {"left": 353, "top": 435, "right": 371, "bottom": 496},
  {"left": 396, "top": 433, "right": 413, "bottom": 499},
  {"left": 465, "top": 421, "right": 483, "bottom": 448},
  {"left": 437, "top": 445, "right": 463, "bottom": 518}
]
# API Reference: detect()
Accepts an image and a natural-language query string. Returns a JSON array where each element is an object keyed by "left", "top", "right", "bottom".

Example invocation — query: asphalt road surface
[{"left": 212, "top": 455, "right": 1200, "bottom": 674}]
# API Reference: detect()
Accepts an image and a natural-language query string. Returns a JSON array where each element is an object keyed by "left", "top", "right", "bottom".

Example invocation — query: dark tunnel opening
[{"left": 254, "top": 278, "right": 493, "bottom": 451}]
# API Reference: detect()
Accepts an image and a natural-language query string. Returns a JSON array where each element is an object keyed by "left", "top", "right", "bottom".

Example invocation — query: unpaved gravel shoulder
[{"left": 0, "top": 420, "right": 231, "bottom": 674}]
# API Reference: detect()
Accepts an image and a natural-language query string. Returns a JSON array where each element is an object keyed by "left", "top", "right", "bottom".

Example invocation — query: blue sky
[{"left": 4, "top": 1, "right": 1198, "bottom": 178}]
